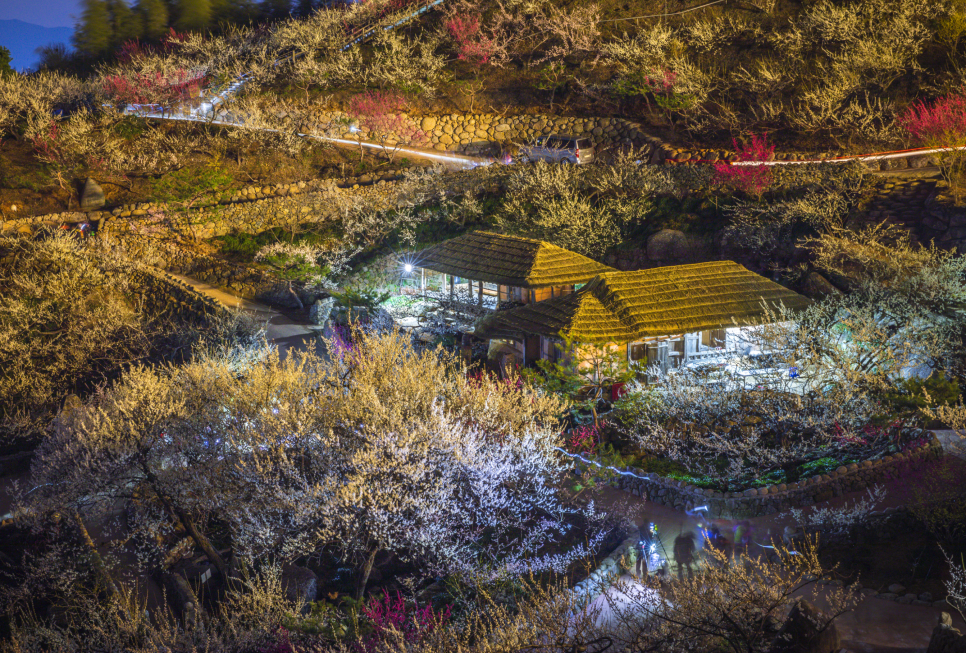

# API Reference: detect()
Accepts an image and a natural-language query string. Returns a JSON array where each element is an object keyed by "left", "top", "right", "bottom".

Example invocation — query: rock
[
  {"left": 281, "top": 565, "right": 318, "bottom": 604},
  {"left": 80, "top": 177, "right": 106, "bottom": 211},
  {"left": 920, "top": 592, "right": 934, "bottom": 602},
  {"left": 309, "top": 296, "right": 336, "bottom": 326},
  {"left": 888, "top": 583, "right": 907, "bottom": 595},
  {"left": 395, "top": 316, "right": 421, "bottom": 330},
  {"left": 646, "top": 229, "right": 691, "bottom": 261},
  {"left": 772, "top": 598, "right": 841, "bottom": 653},
  {"left": 927, "top": 612, "right": 966, "bottom": 653}
]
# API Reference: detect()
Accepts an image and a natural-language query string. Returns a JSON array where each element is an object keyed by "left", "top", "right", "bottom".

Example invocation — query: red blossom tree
[
  {"left": 445, "top": 14, "right": 496, "bottom": 66},
  {"left": 898, "top": 92, "right": 966, "bottom": 200},
  {"left": 713, "top": 133, "right": 775, "bottom": 198},
  {"left": 359, "top": 589, "right": 451, "bottom": 651},
  {"left": 345, "top": 91, "right": 426, "bottom": 163},
  {"left": 103, "top": 69, "right": 206, "bottom": 114}
]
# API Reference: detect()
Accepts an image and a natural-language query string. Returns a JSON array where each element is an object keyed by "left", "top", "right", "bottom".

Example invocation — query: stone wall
[
  {"left": 128, "top": 266, "right": 233, "bottom": 322},
  {"left": 606, "top": 435, "right": 944, "bottom": 519},
  {"left": 294, "top": 109, "right": 671, "bottom": 159},
  {"left": 412, "top": 113, "right": 667, "bottom": 159},
  {"left": 1, "top": 174, "right": 400, "bottom": 242},
  {"left": 571, "top": 532, "right": 639, "bottom": 607}
]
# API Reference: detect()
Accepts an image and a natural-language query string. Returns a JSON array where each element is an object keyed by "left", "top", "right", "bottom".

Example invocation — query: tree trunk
[
  {"left": 73, "top": 511, "right": 126, "bottom": 608},
  {"left": 355, "top": 546, "right": 379, "bottom": 602},
  {"left": 288, "top": 281, "right": 304, "bottom": 310},
  {"left": 173, "top": 505, "right": 231, "bottom": 582}
]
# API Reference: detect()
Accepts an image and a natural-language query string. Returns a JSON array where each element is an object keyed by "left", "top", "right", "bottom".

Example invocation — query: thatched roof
[
  {"left": 416, "top": 231, "right": 614, "bottom": 288},
  {"left": 475, "top": 261, "right": 812, "bottom": 343}
]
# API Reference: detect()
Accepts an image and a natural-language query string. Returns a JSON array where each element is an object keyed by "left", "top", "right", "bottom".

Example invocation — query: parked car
[{"left": 519, "top": 135, "right": 595, "bottom": 165}]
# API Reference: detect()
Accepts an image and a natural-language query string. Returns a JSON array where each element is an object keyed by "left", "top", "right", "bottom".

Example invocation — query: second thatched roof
[
  {"left": 475, "top": 261, "right": 812, "bottom": 343},
  {"left": 416, "top": 231, "right": 615, "bottom": 288}
]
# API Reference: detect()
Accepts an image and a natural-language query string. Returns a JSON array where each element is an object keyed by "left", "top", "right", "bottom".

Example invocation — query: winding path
[{"left": 166, "top": 272, "right": 322, "bottom": 356}]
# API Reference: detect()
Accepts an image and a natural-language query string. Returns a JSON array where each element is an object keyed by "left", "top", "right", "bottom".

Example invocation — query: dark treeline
[{"left": 70, "top": 0, "right": 338, "bottom": 58}]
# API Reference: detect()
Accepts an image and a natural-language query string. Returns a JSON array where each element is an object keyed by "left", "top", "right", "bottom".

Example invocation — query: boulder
[
  {"left": 308, "top": 296, "right": 336, "bottom": 326},
  {"left": 646, "top": 229, "right": 691, "bottom": 261},
  {"left": 927, "top": 613, "right": 966, "bottom": 653},
  {"left": 801, "top": 271, "right": 840, "bottom": 300},
  {"left": 80, "top": 177, "right": 105, "bottom": 211},
  {"left": 771, "top": 598, "right": 841, "bottom": 653},
  {"left": 888, "top": 583, "right": 907, "bottom": 594},
  {"left": 281, "top": 565, "right": 318, "bottom": 604}
]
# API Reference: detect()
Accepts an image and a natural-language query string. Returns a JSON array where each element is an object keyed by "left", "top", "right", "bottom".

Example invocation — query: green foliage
[
  {"left": 285, "top": 598, "right": 367, "bottom": 639},
  {"left": 213, "top": 226, "right": 341, "bottom": 260},
  {"left": 134, "top": 0, "right": 169, "bottom": 41},
  {"left": 393, "top": 80, "right": 425, "bottom": 97},
  {"left": 73, "top": 0, "right": 113, "bottom": 57},
  {"left": 879, "top": 372, "right": 962, "bottom": 421},
  {"left": 654, "top": 93, "right": 694, "bottom": 112},
  {"left": 0, "top": 46, "right": 12, "bottom": 77},
  {"left": 151, "top": 161, "right": 233, "bottom": 204},
  {"left": 330, "top": 287, "right": 391, "bottom": 311},
  {"left": 111, "top": 117, "right": 148, "bottom": 140},
  {"left": 259, "top": 247, "right": 327, "bottom": 284},
  {"left": 904, "top": 457, "right": 966, "bottom": 545},
  {"left": 108, "top": 0, "right": 140, "bottom": 45},
  {"left": 174, "top": 0, "right": 212, "bottom": 32},
  {"left": 524, "top": 332, "right": 639, "bottom": 427}
]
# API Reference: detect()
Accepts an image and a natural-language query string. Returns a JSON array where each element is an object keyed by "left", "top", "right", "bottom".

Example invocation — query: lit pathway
[
  {"left": 580, "top": 466, "right": 966, "bottom": 652},
  {"left": 166, "top": 272, "right": 321, "bottom": 356},
  {"left": 584, "top": 569, "right": 965, "bottom": 653}
]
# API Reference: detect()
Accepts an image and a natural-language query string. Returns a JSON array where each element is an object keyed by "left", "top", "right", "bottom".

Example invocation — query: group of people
[
  {"left": 633, "top": 522, "right": 698, "bottom": 582},
  {"left": 632, "top": 518, "right": 760, "bottom": 582}
]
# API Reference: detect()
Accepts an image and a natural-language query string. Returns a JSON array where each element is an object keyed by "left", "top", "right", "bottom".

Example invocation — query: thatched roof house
[
  {"left": 475, "top": 261, "right": 811, "bottom": 345},
  {"left": 417, "top": 231, "right": 615, "bottom": 288}
]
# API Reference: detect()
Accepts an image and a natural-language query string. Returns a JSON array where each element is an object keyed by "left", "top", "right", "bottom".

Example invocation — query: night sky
[
  {"left": 0, "top": 0, "right": 78, "bottom": 71},
  {"left": 0, "top": 0, "right": 80, "bottom": 28}
]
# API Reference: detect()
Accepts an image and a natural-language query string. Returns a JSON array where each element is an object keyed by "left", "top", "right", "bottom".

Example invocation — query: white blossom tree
[{"left": 28, "top": 329, "right": 600, "bottom": 602}]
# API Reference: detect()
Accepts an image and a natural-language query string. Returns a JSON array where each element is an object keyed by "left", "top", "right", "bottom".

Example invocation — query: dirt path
[
  {"left": 575, "top": 433, "right": 966, "bottom": 652},
  {"left": 585, "top": 570, "right": 964, "bottom": 653},
  {"left": 166, "top": 272, "right": 322, "bottom": 357}
]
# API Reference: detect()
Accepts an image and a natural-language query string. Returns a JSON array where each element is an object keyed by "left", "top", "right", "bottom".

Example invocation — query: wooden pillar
[
  {"left": 420, "top": 267, "right": 425, "bottom": 292},
  {"left": 448, "top": 274, "right": 454, "bottom": 299},
  {"left": 478, "top": 280, "right": 483, "bottom": 306}
]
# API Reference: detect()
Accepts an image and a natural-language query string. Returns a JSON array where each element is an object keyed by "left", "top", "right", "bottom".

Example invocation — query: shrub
[
  {"left": 358, "top": 590, "right": 451, "bottom": 651},
  {"left": 713, "top": 133, "right": 775, "bottom": 197},
  {"left": 898, "top": 91, "right": 966, "bottom": 201}
]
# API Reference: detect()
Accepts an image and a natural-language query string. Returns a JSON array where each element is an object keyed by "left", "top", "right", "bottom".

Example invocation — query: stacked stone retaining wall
[
  {"left": 1, "top": 174, "right": 401, "bottom": 241},
  {"left": 129, "top": 266, "right": 233, "bottom": 322},
  {"left": 608, "top": 435, "right": 944, "bottom": 519}
]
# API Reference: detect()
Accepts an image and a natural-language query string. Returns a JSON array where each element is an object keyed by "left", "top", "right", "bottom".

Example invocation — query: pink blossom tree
[
  {"left": 898, "top": 93, "right": 966, "bottom": 201},
  {"left": 345, "top": 90, "right": 427, "bottom": 163},
  {"left": 359, "top": 590, "right": 452, "bottom": 651},
  {"left": 103, "top": 69, "right": 206, "bottom": 116},
  {"left": 445, "top": 14, "right": 496, "bottom": 66},
  {"left": 713, "top": 133, "right": 775, "bottom": 198}
]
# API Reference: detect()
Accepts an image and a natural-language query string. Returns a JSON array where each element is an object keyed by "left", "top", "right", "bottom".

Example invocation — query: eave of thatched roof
[
  {"left": 416, "top": 231, "right": 614, "bottom": 288},
  {"left": 475, "top": 261, "right": 812, "bottom": 343}
]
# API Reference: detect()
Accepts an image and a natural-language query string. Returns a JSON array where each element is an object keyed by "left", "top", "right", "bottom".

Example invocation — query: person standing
[
  {"left": 673, "top": 531, "right": 697, "bottom": 581},
  {"left": 636, "top": 521, "right": 652, "bottom": 579}
]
